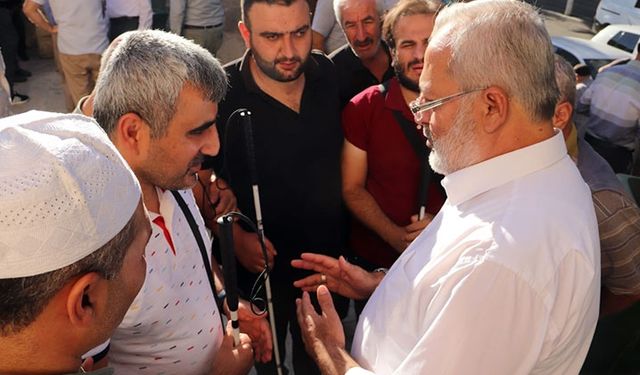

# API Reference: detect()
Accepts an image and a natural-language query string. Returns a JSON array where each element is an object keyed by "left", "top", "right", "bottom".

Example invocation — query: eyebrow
[
  {"left": 187, "top": 120, "right": 216, "bottom": 135},
  {"left": 258, "top": 24, "right": 310, "bottom": 37}
]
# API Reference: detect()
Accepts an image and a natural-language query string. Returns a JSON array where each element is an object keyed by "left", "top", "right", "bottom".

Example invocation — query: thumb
[
  {"left": 316, "top": 285, "right": 337, "bottom": 318},
  {"left": 410, "top": 214, "right": 419, "bottom": 223}
]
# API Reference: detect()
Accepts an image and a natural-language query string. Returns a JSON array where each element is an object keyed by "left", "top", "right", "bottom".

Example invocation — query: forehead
[
  {"left": 247, "top": 0, "right": 310, "bottom": 30},
  {"left": 419, "top": 44, "right": 454, "bottom": 95},
  {"left": 341, "top": 0, "right": 378, "bottom": 21},
  {"left": 393, "top": 13, "right": 435, "bottom": 42}
]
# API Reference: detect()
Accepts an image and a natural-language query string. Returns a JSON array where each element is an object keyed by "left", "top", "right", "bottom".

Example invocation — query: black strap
[
  {"left": 378, "top": 81, "right": 434, "bottom": 214},
  {"left": 170, "top": 190, "right": 224, "bottom": 324}
]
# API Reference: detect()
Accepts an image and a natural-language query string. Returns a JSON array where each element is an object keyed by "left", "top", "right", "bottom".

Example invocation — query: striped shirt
[{"left": 578, "top": 60, "right": 640, "bottom": 150}]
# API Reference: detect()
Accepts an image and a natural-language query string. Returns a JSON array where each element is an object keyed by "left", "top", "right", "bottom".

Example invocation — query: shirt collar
[
  {"left": 383, "top": 77, "right": 415, "bottom": 119},
  {"left": 442, "top": 131, "right": 567, "bottom": 206},
  {"left": 239, "top": 49, "right": 320, "bottom": 94}
]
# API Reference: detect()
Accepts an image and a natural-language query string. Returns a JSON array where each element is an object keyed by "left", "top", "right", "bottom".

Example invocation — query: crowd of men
[{"left": 2, "top": 0, "right": 640, "bottom": 374}]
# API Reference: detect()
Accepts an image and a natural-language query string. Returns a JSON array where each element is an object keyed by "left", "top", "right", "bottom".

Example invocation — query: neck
[
  {"left": 249, "top": 54, "right": 305, "bottom": 112},
  {"left": 399, "top": 82, "right": 419, "bottom": 106},
  {"left": 360, "top": 44, "right": 389, "bottom": 82},
  {"left": 139, "top": 178, "right": 160, "bottom": 214},
  {"left": 0, "top": 323, "right": 83, "bottom": 374}
]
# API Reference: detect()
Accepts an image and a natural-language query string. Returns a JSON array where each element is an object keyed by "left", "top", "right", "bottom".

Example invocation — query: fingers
[
  {"left": 265, "top": 238, "right": 277, "bottom": 256},
  {"left": 293, "top": 274, "right": 324, "bottom": 289},
  {"left": 300, "top": 252, "right": 339, "bottom": 268},
  {"left": 316, "top": 285, "right": 337, "bottom": 319}
]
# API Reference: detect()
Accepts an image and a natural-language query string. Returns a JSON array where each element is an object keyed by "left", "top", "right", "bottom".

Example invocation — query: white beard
[{"left": 428, "top": 101, "right": 479, "bottom": 175}]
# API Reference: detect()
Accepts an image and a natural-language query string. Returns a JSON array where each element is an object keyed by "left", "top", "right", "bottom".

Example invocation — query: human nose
[
  {"left": 355, "top": 23, "right": 366, "bottom": 41},
  {"left": 201, "top": 125, "right": 220, "bottom": 156},
  {"left": 281, "top": 34, "right": 295, "bottom": 58}
]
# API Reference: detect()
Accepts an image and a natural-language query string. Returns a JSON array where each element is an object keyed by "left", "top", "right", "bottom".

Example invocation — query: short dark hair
[
  {"left": 382, "top": 0, "right": 442, "bottom": 50},
  {"left": 241, "top": 0, "right": 300, "bottom": 29},
  {"left": 0, "top": 212, "right": 138, "bottom": 336},
  {"left": 573, "top": 63, "right": 591, "bottom": 77}
]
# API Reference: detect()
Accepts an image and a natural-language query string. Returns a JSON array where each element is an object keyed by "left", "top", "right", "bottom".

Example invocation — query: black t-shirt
[
  {"left": 329, "top": 43, "right": 395, "bottom": 108},
  {"left": 207, "top": 50, "right": 346, "bottom": 284}
]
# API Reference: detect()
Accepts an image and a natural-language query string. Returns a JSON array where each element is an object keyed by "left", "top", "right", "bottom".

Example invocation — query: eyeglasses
[{"left": 409, "top": 88, "right": 486, "bottom": 123}]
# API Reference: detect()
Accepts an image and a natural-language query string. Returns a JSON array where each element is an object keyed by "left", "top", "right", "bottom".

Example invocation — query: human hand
[
  {"left": 291, "top": 254, "right": 382, "bottom": 300},
  {"left": 208, "top": 175, "right": 237, "bottom": 218},
  {"left": 403, "top": 213, "right": 433, "bottom": 244},
  {"left": 236, "top": 298, "right": 273, "bottom": 363},
  {"left": 296, "top": 286, "right": 345, "bottom": 363},
  {"left": 234, "top": 226, "right": 277, "bottom": 273},
  {"left": 210, "top": 321, "right": 254, "bottom": 375}
]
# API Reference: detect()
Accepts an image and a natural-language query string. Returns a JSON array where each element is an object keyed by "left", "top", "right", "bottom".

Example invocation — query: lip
[{"left": 278, "top": 61, "right": 298, "bottom": 70}]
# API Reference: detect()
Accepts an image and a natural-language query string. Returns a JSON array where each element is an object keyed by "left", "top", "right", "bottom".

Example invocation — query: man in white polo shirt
[{"left": 23, "top": 0, "right": 108, "bottom": 111}]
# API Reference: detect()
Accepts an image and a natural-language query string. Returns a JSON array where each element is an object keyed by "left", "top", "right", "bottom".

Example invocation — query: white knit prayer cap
[{"left": 0, "top": 111, "right": 141, "bottom": 278}]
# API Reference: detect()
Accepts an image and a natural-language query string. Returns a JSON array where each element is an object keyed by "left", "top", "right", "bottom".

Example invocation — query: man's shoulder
[
  {"left": 329, "top": 44, "right": 354, "bottom": 64},
  {"left": 223, "top": 56, "right": 244, "bottom": 78},
  {"left": 310, "top": 49, "right": 333, "bottom": 67},
  {"left": 347, "top": 83, "right": 386, "bottom": 108}
]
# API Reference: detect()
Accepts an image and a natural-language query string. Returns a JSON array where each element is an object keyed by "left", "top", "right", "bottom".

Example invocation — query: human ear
[
  {"left": 480, "top": 86, "right": 509, "bottom": 134},
  {"left": 552, "top": 101, "right": 573, "bottom": 138},
  {"left": 238, "top": 21, "right": 251, "bottom": 50},
  {"left": 113, "top": 112, "right": 149, "bottom": 159},
  {"left": 66, "top": 273, "right": 104, "bottom": 327}
]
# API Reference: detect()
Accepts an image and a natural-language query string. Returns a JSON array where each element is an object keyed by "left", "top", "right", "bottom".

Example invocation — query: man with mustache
[
  {"left": 90, "top": 30, "right": 272, "bottom": 375},
  {"left": 294, "top": 1, "right": 600, "bottom": 373},
  {"left": 330, "top": 0, "right": 395, "bottom": 106},
  {"left": 340, "top": 0, "right": 444, "bottom": 310},
  {"left": 207, "top": 0, "right": 348, "bottom": 373}
]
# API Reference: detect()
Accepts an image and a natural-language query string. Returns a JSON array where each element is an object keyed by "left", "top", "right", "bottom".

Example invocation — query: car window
[
  {"left": 555, "top": 47, "right": 580, "bottom": 67},
  {"left": 585, "top": 59, "right": 615, "bottom": 76},
  {"left": 607, "top": 31, "right": 640, "bottom": 53}
]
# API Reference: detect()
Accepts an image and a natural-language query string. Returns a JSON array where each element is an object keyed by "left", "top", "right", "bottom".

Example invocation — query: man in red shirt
[{"left": 341, "top": 0, "right": 444, "bottom": 273}]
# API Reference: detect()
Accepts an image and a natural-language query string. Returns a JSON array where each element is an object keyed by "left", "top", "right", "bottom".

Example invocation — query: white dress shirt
[
  {"left": 106, "top": 0, "right": 153, "bottom": 30},
  {"left": 348, "top": 131, "right": 601, "bottom": 375}
]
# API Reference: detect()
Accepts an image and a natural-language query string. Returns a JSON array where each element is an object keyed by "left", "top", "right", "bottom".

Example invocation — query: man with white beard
[{"left": 291, "top": 1, "right": 601, "bottom": 374}]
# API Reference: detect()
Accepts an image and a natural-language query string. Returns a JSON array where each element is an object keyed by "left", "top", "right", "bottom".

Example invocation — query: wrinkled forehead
[{"left": 340, "top": 0, "right": 378, "bottom": 19}]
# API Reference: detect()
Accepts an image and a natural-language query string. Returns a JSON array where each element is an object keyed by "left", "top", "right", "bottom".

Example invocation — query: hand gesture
[
  {"left": 296, "top": 286, "right": 345, "bottom": 362},
  {"left": 291, "top": 254, "right": 382, "bottom": 300}
]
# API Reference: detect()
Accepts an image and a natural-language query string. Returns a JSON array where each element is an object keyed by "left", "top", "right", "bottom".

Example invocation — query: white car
[
  {"left": 552, "top": 35, "right": 632, "bottom": 77},
  {"left": 593, "top": 0, "right": 640, "bottom": 31},
  {"left": 591, "top": 24, "right": 640, "bottom": 56}
]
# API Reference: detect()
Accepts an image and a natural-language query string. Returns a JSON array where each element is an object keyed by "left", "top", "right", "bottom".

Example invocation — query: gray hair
[
  {"left": 554, "top": 55, "right": 576, "bottom": 106},
  {"left": 0, "top": 211, "right": 138, "bottom": 336},
  {"left": 334, "top": 0, "right": 385, "bottom": 26},
  {"left": 93, "top": 30, "right": 228, "bottom": 138},
  {"left": 432, "top": 0, "right": 559, "bottom": 122}
]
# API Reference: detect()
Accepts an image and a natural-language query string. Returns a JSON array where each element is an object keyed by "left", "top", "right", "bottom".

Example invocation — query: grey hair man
[
  {"left": 0, "top": 111, "right": 149, "bottom": 374},
  {"left": 293, "top": 1, "right": 600, "bottom": 374},
  {"left": 553, "top": 55, "right": 640, "bottom": 375},
  {"left": 92, "top": 30, "right": 271, "bottom": 374},
  {"left": 330, "top": 0, "right": 395, "bottom": 106}
]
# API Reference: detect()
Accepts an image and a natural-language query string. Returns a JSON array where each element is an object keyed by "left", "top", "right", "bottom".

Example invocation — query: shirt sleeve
[
  {"left": 594, "top": 189, "right": 640, "bottom": 294},
  {"left": 169, "top": 0, "right": 186, "bottom": 34},
  {"left": 576, "top": 81, "right": 594, "bottom": 115},
  {"left": 137, "top": 0, "right": 153, "bottom": 30},
  {"left": 312, "top": 0, "right": 338, "bottom": 37},
  {"left": 341, "top": 95, "right": 372, "bottom": 151}
]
